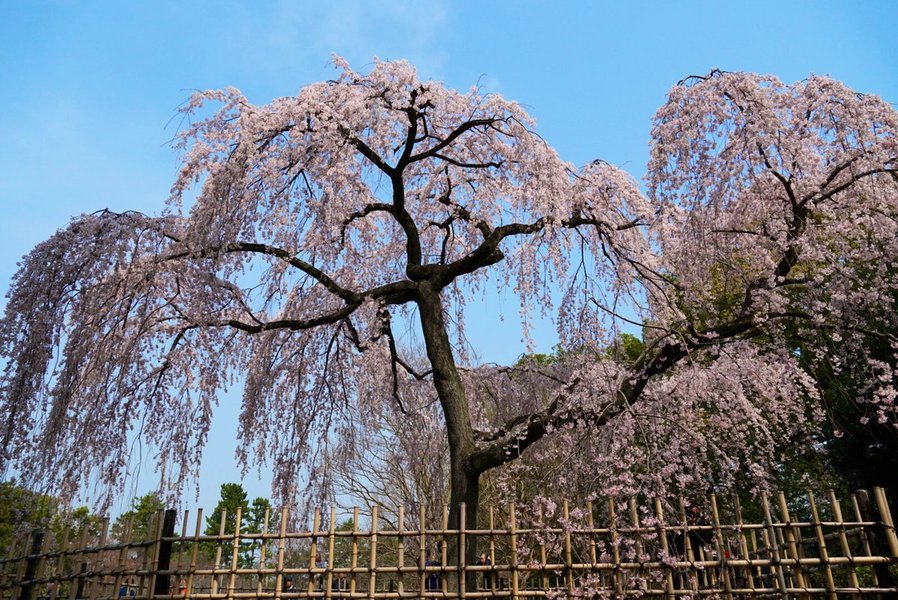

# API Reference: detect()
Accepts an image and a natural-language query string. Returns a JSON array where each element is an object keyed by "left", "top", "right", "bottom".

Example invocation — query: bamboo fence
[{"left": 2, "top": 488, "right": 897, "bottom": 599}]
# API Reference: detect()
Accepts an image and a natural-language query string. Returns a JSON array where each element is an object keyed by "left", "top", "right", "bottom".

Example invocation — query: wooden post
[
  {"left": 88, "top": 517, "right": 108, "bottom": 600},
  {"left": 776, "top": 492, "right": 806, "bottom": 597},
  {"left": 273, "top": 508, "right": 287, "bottom": 600},
  {"left": 678, "top": 497, "right": 698, "bottom": 595},
  {"left": 307, "top": 508, "right": 320, "bottom": 596},
  {"left": 226, "top": 508, "right": 243, "bottom": 600},
  {"left": 350, "top": 507, "right": 359, "bottom": 596},
  {"left": 187, "top": 509, "right": 203, "bottom": 600},
  {"left": 855, "top": 489, "right": 895, "bottom": 590},
  {"left": 628, "top": 497, "right": 646, "bottom": 593},
  {"left": 256, "top": 507, "right": 269, "bottom": 597},
  {"left": 418, "top": 505, "right": 427, "bottom": 597},
  {"left": 51, "top": 525, "right": 71, "bottom": 600},
  {"left": 325, "top": 507, "right": 335, "bottom": 600},
  {"left": 440, "top": 506, "right": 448, "bottom": 594},
  {"left": 70, "top": 519, "right": 91, "bottom": 600},
  {"left": 806, "top": 491, "right": 836, "bottom": 599},
  {"left": 19, "top": 530, "right": 45, "bottom": 600},
  {"left": 537, "top": 502, "right": 548, "bottom": 592},
  {"left": 562, "top": 500, "right": 574, "bottom": 595},
  {"left": 608, "top": 499, "right": 622, "bottom": 597},
  {"left": 873, "top": 487, "right": 898, "bottom": 557},
  {"left": 508, "top": 504, "right": 518, "bottom": 600},
  {"left": 731, "top": 495, "right": 755, "bottom": 591},
  {"left": 653, "top": 499, "right": 674, "bottom": 599},
  {"left": 211, "top": 509, "right": 227, "bottom": 595},
  {"left": 397, "top": 506, "right": 405, "bottom": 598},
  {"left": 760, "top": 492, "right": 788, "bottom": 597},
  {"left": 709, "top": 494, "right": 733, "bottom": 599},
  {"left": 153, "top": 510, "right": 177, "bottom": 598},
  {"left": 827, "top": 491, "right": 859, "bottom": 589},
  {"left": 458, "top": 503, "right": 465, "bottom": 599},
  {"left": 369, "top": 505, "right": 379, "bottom": 598},
  {"left": 488, "top": 507, "right": 497, "bottom": 595},
  {"left": 148, "top": 509, "right": 165, "bottom": 599}
]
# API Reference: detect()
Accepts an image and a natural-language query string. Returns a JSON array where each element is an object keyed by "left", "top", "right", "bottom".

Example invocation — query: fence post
[
  {"left": 760, "top": 492, "right": 788, "bottom": 597},
  {"left": 873, "top": 487, "right": 898, "bottom": 557},
  {"left": 458, "top": 503, "right": 465, "bottom": 600},
  {"left": 508, "top": 504, "right": 518, "bottom": 600},
  {"left": 153, "top": 510, "right": 177, "bottom": 597},
  {"left": 19, "top": 529, "right": 45, "bottom": 600},
  {"left": 369, "top": 505, "right": 379, "bottom": 598},
  {"left": 855, "top": 489, "right": 896, "bottom": 591}
]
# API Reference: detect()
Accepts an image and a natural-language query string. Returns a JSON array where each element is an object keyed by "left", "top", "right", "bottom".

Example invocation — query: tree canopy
[{"left": 1, "top": 60, "right": 896, "bottom": 532}]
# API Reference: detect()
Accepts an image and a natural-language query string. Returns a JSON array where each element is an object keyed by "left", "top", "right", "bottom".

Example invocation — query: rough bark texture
[{"left": 416, "top": 286, "right": 481, "bottom": 573}]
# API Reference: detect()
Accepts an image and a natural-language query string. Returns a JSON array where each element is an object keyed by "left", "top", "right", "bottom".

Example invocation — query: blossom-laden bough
[{"left": 1, "top": 61, "right": 896, "bottom": 549}]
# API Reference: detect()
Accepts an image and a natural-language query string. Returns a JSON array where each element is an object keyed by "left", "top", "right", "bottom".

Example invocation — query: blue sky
[{"left": 2, "top": 0, "right": 896, "bottom": 514}]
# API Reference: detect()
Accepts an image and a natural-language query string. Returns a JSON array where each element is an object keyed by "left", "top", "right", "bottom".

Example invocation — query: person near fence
[
  {"left": 331, "top": 573, "right": 348, "bottom": 593},
  {"left": 169, "top": 579, "right": 187, "bottom": 598},
  {"left": 283, "top": 576, "right": 296, "bottom": 594},
  {"left": 671, "top": 504, "right": 711, "bottom": 560},
  {"left": 315, "top": 557, "right": 328, "bottom": 590},
  {"left": 477, "top": 553, "right": 493, "bottom": 590},
  {"left": 424, "top": 555, "right": 439, "bottom": 592}
]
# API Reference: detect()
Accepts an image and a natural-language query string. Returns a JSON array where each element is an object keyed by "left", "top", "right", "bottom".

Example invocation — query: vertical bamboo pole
[
  {"left": 397, "top": 506, "right": 405, "bottom": 598},
  {"left": 257, "top": 507, "right": 270, "bottom": 597},
  {"left": 488, "top": 508, "right": 497, "bottom": 595},
  {"left": 88, "top": 517, "right": 108, "bottom": 600},
  {"left": 628, "top": 497, "right": 646, "bottom": 593},
  {"left": 226, "top": 508, "right": 243, "bottom": 600},
  {"left": 110, "top": 519, "right": 131, "bottom": 600},
  {"left": 709, "top": 495, "right": 732, "bottom": 599},
  {"left": 440, "top": 506, "right": 448, "bottom": 594},
  {"left": 777, "top": 492, "right": 807, "bottom": 597},
  {"left": 149, "top": 510, "right": 166, "bottom": 600},
  {"left": 873, "top": 487, "right": 898, "bottom": 557},
  {"left": 731, "top": 495, "right": 755, "bottom": 591},
  {"left": 828, "top": 491, "right": 858, "bottom": 589},
  {"left": 806, "top": 491, "right": 836, "bottom": 599},
  {"left": 856, "top": 488, "right": 898, "bottom": 589},
  {"left": 678, "top": 497, "right": 698, "bottom": 595},
  {"left": 307, "top": 509, "right": 321, "bottom": 596},
  {"left": 137, "top": 511, "right": 158, "bottom": 600},
  {"left": 653, "top": 499, "right": 674, "bottom": 599},
  {"left": 586, "top": 502, "right": 596, "bottom": 570},
  {"left": 760, "top": 493, "right": 788, "bottom": 597},
  {"left": 176, "top": 511, "right": 189, "bottom": 578},
  {"left": 508, "top": 504, "right": 518, "bottom": 600},
  {"left": 458, "top": 503, "right": 465, "bottom": 600},
  {"left": 13, "top": 532, "right": 29, "bottom": 600},
  {"left": 51, "top": 525, "right": 71, "bottom": 600},
  {"left": 325, "top": 507, "right": 335, "bottom": 600},
  {"left": 211, "top": 509, "right": 227, "bottom": 595},
  {"left": 608, "top": 499, "right": 622, "bottom": 596},
  {"left": 851, "top": 493, "right": 872, "bottom": 546},
  {"left": 187, "top": 509, "right": 203, "bottom": 600},
  {"left": 419, "top": 506, "right": 427, "bottom": 596},
  {"left": 562, "top": 501, "right": 574, "bottom": 595},
  {"left": 350, "top": 507, "right": 359, "bottom": 596},
  {"left": 369, "top": 506, "right": 379, "bottom": 598},
  {"left": 1, "top": 536, "right": 18, "bottom": 599},
  {"left": 537, "top": 503, "right": 548, "bottom": 592},
  {"left": 274, "top": 508, "right": 288, "bottom": 600},
  {"left": 20, "top": 528, "right": 46, "bottom": 600}
]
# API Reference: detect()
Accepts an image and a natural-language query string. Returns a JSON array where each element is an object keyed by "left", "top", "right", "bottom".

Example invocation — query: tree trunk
[{"left": 416, "top": 286, "right": 482, "bottom": 575}]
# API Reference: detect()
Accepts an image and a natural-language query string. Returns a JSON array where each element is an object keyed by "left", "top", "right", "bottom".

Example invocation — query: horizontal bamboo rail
[{"left": 2, "top": 488, "right": 897, "bottom": 599}]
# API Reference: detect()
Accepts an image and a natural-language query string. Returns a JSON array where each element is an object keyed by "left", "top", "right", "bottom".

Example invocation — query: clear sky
[{"left": 1, "top": 0, "right": 896, "bottom": 515}]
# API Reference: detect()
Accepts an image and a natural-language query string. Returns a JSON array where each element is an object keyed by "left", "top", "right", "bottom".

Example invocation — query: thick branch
[{"left": 408, "top": 118, "right": 500, "bottom": 163}]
